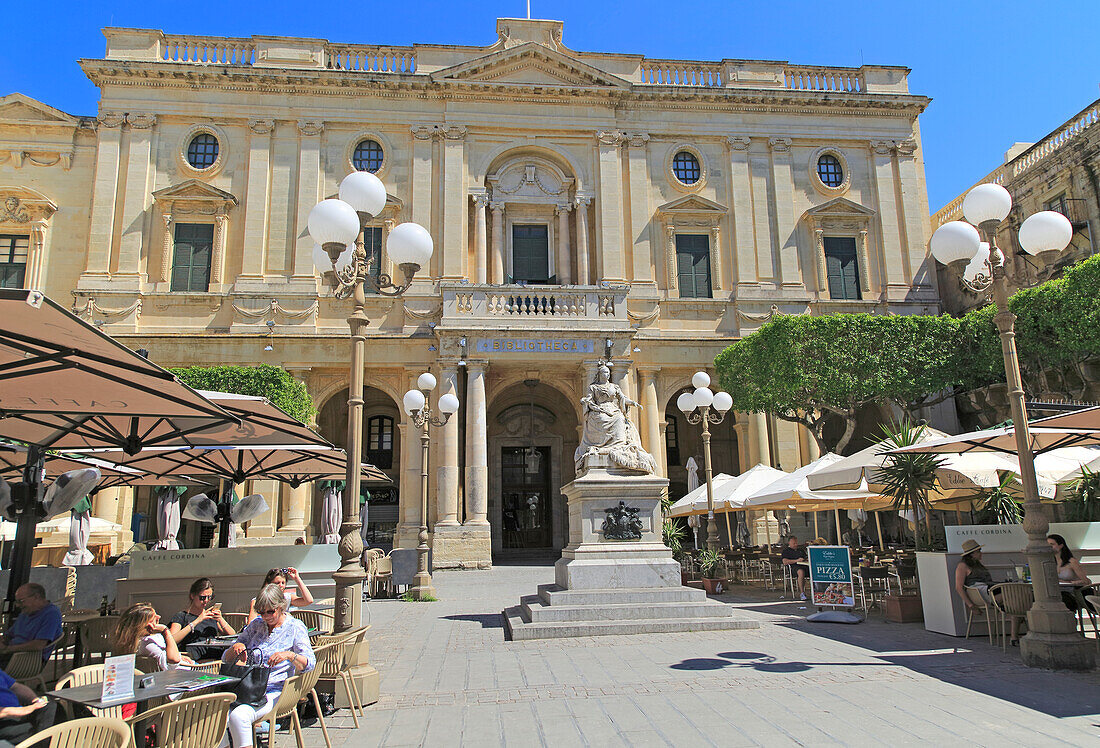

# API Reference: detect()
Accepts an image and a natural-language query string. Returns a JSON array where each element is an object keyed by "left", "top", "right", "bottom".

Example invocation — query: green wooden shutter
[
  {"left": 823, "top": 237, "right": 861, "bottom": 300},
  {"left": 512, "top": 225, "right": 549, "bottom": 283},
  {"left": 171, "top": 224, "right": 214, "bottom": 292},
  {"left": 675, "top": 234, "right": 712, "bottom": 298}
]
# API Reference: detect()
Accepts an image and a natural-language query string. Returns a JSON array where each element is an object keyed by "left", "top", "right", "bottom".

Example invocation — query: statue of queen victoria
[{"left": 574, "top": 363, "right": 658, "bottom": 475}]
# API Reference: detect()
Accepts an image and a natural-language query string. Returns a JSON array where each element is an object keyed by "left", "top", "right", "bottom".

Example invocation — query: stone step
[
  {"left": 503, "top": 606, "right": 759, "bottom": 641},
  {"left": 537, "top": 584, "right": 707, "bottom": 606},
  {"left": 520, "top": 595, "right": 734, "bottom": 623}
]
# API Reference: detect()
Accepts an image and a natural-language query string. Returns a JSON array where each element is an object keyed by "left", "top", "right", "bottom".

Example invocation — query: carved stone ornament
[
  {"left": 128, "top": 113, "right": 157, "bottom": 129},
  {"left": 248, "top": 119, "right": 275, "bottom": 134},
  {"left": 575, "top": 362, "right": 658, "bottom": 475},
  {"left": 595, "top": 130, "right": 626, "bottom": 147},
  {"left": 768, "top": 137, "right": 792, "bottom": 152},
  {"left": 97, "top": 112, "right": 125, "bottom": 129},
  {"left": 601, "top": 501, "right": 643, "bottom": 541},
  {"left": 297, "top": 120, "right": 324, "bottom": 136},
  {"left": 727, "top": 135, "right": 752, "bottom": 151}
]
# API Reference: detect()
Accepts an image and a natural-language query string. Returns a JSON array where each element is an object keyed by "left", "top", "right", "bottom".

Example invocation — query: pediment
[
  {"left": 431, "top": 43, "right": 630, "bottom": 90},
  {"left": 153, "top": 180, "right": 238, "bottom": 205},
  {"left": 656, "top": 195, "right": 729, "bottom": 215},
  {"left": 0, "top": 94, "right": 79, "bottom": 125},
  {"left": 803, "top": 196, "right": 876, "bottom": 219},
  {"left": 0, "top": 186, "right": 57, "bottom": 223}
]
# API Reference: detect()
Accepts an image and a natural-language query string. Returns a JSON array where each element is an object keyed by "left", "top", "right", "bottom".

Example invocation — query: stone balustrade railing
[
  {"left": 324, "top": 45, "right": 416, "bottom": 73},
  {"left": 784, "top": 66, "right": 863, "bottom": 92},
  {"left": 1011, "top": 100, "right": 1099, "bottom": 179},
  {"left": 162, "top": 35, "right": 256, "bottom": 65},
  {"left": 640, "top": 60, "right": 724, "bottom": 87},
  {"left": 932, "top": 167, "right": 1008, "bottom": 228},
  {"left": 440, "top": 284, "right": 628, "bottom": 326}
]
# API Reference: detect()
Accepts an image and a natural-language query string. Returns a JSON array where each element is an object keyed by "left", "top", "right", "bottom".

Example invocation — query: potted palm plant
[{"left": 697, "top": 549, "right": 725, "bottom": 594}]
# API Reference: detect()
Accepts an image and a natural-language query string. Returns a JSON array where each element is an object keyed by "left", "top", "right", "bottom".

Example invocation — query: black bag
[{"left": 220, "top": 648, "right": 271, "bottom": 708}]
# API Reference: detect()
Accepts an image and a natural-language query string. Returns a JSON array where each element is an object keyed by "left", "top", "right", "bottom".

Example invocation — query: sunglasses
[{"left": 257, "top": 609, "right": 279, "bottom": 616}]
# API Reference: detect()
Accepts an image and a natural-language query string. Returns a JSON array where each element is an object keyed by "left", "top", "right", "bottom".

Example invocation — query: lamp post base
[
  {"left": 409, "top": 572, "right": 435, "bottom": 601},
  {"left": 1020, "top": 630, "right": 1096, "bottom": 671}
]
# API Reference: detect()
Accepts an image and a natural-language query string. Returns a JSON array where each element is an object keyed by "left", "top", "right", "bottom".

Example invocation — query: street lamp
[
  {"left": 403, "top": 373, "right": 459, "bottom": 600},
  {"left": 677, "top": 371, "right": 733, "bottom": 551},
  {"left": 929, "top": 184, "right": 1094, "bottom": 671},
  {"left": 307, "top": 171, "right": 433, "bottom": 632}
]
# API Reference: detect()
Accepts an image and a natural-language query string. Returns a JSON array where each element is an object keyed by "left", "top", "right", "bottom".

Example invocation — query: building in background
[
  {"left": 932, "top": 97, "right": 1099, "bottom": 316},
  {"left": 0, "top": 17, "right": 940, "bottom": 566}
]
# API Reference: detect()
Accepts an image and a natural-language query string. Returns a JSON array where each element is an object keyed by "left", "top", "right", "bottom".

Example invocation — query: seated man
[
  {"left": 0, "top": 584, "right": 63, "bottom": 666},
  {"left": 781, "top": 536, "right": 810, "bottom": 601},
  {"left": 0, "top": 667, "right": 56, "bottom": 744}
]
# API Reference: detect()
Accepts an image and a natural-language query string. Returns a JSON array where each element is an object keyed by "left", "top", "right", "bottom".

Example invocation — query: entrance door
[{"left": 501, "top": 446, "right": 552, "bottom": 548}]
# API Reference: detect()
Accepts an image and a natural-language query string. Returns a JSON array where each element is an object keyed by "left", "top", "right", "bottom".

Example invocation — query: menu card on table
[{"left": 102, "top": 654, "right": 136, "bottom": 704}]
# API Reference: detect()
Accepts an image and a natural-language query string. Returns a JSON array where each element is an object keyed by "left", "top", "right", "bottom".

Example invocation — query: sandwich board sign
[{"left": 806, "top": 545, "right": 860, "bottom": 623}]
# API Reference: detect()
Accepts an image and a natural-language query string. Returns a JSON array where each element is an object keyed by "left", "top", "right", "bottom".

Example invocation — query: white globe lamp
[
  {"left": 691, "top": 371, "right": 710, "bottom": 389},
  {"left": 307, "top": 199, "right": 360, "bottom": 262},
  {"left": 712, "top": 391, "right": 733, "bottom": 413},
  {"left": 417, "top": 372, "right": 437, "bottom": 391},
  {"left": 339, "top": 171, "right": 387, "bottom": 217},
  {"left": 693, "top": 387, "right": 714, "bottom": 409},
  {"left": 387, "top": 222, "right": 434, "bottom": 270},
  {"left": 403, "top": 389, "right": 426, "bottom": 415},
  {"left": 962, "top": 183, "right": 1012, "bottom": 225},
  {"left": 676, "top": 392, "right": 695, "bottom": 414},
  {"left": 929, "top": 221, "right": 982, "bottom": 265},
  {"left": 438, "top": 393, "right": 460, "bottom": 414},
  {"left": 1018, "top": 210, "right": 1073, "bottom": 255}
]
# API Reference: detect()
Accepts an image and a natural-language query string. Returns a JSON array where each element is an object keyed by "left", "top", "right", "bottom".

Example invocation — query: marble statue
[{"left": 574, "top": 363, "right": 658, "bottom": 474}]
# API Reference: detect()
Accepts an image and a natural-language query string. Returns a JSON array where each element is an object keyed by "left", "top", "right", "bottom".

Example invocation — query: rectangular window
[
  {"left": 675, "top": 234, "right": 712, "bottom": 298},
  {"left": 362, "top": 226, "right": 383, "bottom": 294},
  {"left": 171, "top": 223, "right": 214, "bottom": 292},
  {"left": 366, "top": 415, "right": 394, "bottom": 469},
  {"left": 823, "top": 236, "right": 862, "bottom": 300},
  {"left": 511, "top": 224, "right": 551, "bottom": 284},
  {"left": 1044, "top": 193, "right": 1068, "bottom": 217},
  {"left": 665, "top": 416, "right": 680, "bottom": 466},
  {"left": 0, "top": 235, "right": 29, "bottom": 289}
]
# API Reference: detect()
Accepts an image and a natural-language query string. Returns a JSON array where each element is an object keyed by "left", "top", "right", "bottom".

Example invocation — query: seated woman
[
  {"left": 168, "top": 578, "right": 236, "bottom": 654},
  {"left": 953, "top": 539, "right": 1021, "bottom": 644},
  {"left": 115, "top": 603, "right": 193, "bottom": 672},
  {"left": 221, "top": 584, "right": 315, "bottom": 748},
  {"left": 1048, "top": 533, "right": 1093, "bottom": 609},
  {"left": 247, "top": 568, "right": 313, "bottom": 621}
]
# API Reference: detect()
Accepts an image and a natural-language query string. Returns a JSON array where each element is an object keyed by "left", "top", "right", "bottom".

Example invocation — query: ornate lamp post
[
  {"left": 929, "top": 184, "right": 1094, "bottom": 671},
  {"left": 307, "top": 171, "right": 434, "bottom": 632},
  {"left": 403, "top": 373, "right": 459, "bottom": 600},
  {"left": 676, "top": 372, "right": 733, "bottom": 551}
]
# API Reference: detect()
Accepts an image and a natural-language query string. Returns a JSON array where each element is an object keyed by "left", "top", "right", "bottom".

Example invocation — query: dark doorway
[{"left": 501, "top": 446, "right": 553, "bottom": 548}]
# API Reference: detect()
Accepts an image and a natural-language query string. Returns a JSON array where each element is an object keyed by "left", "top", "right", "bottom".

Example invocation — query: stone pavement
[{"left": 299, "top": 564, "right": 1100, "bottom": 747}]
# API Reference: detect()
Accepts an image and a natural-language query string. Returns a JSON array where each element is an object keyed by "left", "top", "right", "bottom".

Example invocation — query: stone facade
[
  {"left": 932, "top": 97, "right": 1100, "bottom": 316},
  {"left": 0, "top": 18, "right": 940, "bottom": 567}
]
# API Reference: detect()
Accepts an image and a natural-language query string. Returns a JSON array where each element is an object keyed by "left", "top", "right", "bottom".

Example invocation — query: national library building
[{"left": 0, "top": 17, "right": 941, "bottom": 568}]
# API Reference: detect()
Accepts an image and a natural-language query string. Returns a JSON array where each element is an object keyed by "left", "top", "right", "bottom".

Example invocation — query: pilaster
[
  {"left": 626, "top": 132, "right": 655, "bottom": 289},
  {"left": 80, "top": 112, "right": 125, "bottom": 285},
  {"left": 410, "top": 125, "right": 434, "bottom": 229},
  {"left": 291, "top": 120, "right": 324, "bottom": 285},
  {"left": 441, "top": 126, "right": 468, "bottom": 280},
  {"left": 396, "top": 371, "right": 422, "bottom": 549},
  {"left": 727, "top": 136, "right": 756, "bottom": 288},
  {"left": 768, "top": 137, "right": 800, "bottom": 289},
  {"left": 871, "top": 139, "right": 907, "bottom": 296},
  {"left": 749, "top": 148, "right": 776, "bottom": 285},
  {"left": 436, "top": 361, "right": 461, "bottom": 527},
  {"left": 115, "top": 113, "right": 156, "bottom": 287},
  {"left": 595, "top": 131, "right": 626, "bottom": 284},
  {"left": 237, "top": 119, "right": 274, "bottom": 289},
  {"left": 266, "top": 122, "right": 297, "bottom": 276},
  {"left": 464, "top": 360, "right": 489, "bottom": 527}
]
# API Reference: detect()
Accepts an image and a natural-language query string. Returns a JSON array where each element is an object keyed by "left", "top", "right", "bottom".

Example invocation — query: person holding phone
[
  {"left": 247, "top": 568, "right": 313, "bottom": 621},
  {"left": 169, "top": 578, "right": 236, "bottom": 650}
]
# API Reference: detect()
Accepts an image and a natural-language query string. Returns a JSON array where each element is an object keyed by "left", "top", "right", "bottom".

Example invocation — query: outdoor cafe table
[
  {"left": 46, "top": 668, "right": 239, "bottom": 711},
  {"left": 187, "top": 629, "right": 322, "bottom": 660}
]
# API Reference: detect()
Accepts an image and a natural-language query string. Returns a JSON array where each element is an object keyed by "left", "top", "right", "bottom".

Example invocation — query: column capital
[
  {"left": 489, "top": 200, "right": 506, "bottom": 213},
  {"left": 297, "top": 120, "right": 324, "bottom": 136},
  {"left": 768, "top": 137, "right": 792, "bottom": 152},
  {"left": 870, "top": 139, "right": 894, "bottom": 156},
  {"left": 437, "top": 357, "right": 461, "bottom": 372},
  {"left": 636, "top": 366, "right": 662, "bottom": 378},
  {"left": 726, "top": 135, "right": 752, "bottom": 150},
  {"left": 595, "top": 130, "right": 626, "bottom": 147},
  {"left": 464, "top": 359, "right": 489, "bottom": 373},
  {"left": 97, "top": 112, "right": 126, "bottom": 129},
  {"left": 127, "top": 113, "right": 157, "bottom": 129},
  {"left": 574, "top": 194, "right": 592, "bottom": 209},
  {"left": 555, "top": 202, "right": 573, "bottom": 215},
  {"left": 471, "top": 192, "right": 489, "bottom": 208},
  {"left": 895, "top": 139, "right": 917, "bottom": 156},
  {"left": 441, "top": 125, "right": 467, "bottom": 141},
  {"left": 626, "top": 132, "right": 650, "bottom": 148},
  {"left": 249, "top": 118, "right": 275, "bottom": 134},
  {"left": 411, "top": 124, "right": 435, "bottom": 140}
]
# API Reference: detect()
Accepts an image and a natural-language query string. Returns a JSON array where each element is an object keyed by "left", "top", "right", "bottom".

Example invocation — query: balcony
[{"left": 438, "top": 283, "right": 629, "bottom": 333}]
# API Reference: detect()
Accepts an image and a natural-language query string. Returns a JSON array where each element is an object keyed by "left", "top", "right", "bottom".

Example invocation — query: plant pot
[
  {"left": 884, "top": 593, "right": 923, "bottom": 623},
  {"left": 701, "top": 577, "right": 725, "bottom": 594},
  {"left": 680, "top": 571, "right": 695, "bottom": 585}
]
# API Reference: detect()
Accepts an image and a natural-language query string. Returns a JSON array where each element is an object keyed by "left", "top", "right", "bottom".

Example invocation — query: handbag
[{"left": 219, "top": 647, "right": 271, "bottom": 708}]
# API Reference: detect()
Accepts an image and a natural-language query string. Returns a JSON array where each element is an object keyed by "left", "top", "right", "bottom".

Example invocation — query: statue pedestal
[{"left": 504, "top": 457, "right": 759, "bottom": 640}]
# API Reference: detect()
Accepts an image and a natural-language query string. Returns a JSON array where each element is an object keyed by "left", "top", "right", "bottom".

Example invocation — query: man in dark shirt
[
  {"left": 0, "top": 667, "right": 56, "bottom": 743},
  {"left": 781, "top": 536, "right": 809, "bottom": 601},
  {"left": 0, "top": 584, "right": 63, "bottom": 667}
]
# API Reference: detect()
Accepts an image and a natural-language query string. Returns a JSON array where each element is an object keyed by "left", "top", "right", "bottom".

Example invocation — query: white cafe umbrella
[
  {"left": 152, "top": 487, "right": 182, "bottom": 550},
  {"left": 61, "top": 508, "right": 93, "bottom": 566},
  {"left": 669, "top": 473, "right": 737, "bottom": 517},
  {"left": 1031, "top": 446, "right": 1100, "bottom": 498},
  {"left": 685, "top": 457, "right": 700, "bottom": 492},
  {"left": 320, "top": 485, "right": 341, "bottom": 544}
]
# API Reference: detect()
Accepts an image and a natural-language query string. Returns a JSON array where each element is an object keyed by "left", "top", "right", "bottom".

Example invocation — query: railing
[
  {"left": 1011, "top": 100, "right": 1099, "bottom": 179},
  {"left": 784, "top": 66, "right": 863, "bottom": 92},
  {"left": 932, "top": 166, "right": 1008, "bottom": 228},
  {"left": 162, "top": 36, "right": 256, "bottom": 65},
  {"left": 441, "top": 284, "right": 628, "bottom": 324},
  {"left": 640, "top": 60, "right": 723, "bottom": 87},
  {"left": 323, "top": 45, "right": 416, "bottom": 73}
]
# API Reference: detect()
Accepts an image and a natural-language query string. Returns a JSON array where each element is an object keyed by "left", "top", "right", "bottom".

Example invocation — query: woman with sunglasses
[
  {"left": 220, "top": 584, "right": 314, "bottom": 748},
  {"left": 168, "top": 578, "right": 235, "bottom": 651}
]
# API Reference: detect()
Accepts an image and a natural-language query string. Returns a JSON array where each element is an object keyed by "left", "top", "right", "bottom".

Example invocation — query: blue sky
[{"left": 2, "top": 0, "right": 1097, "bottom": 212}]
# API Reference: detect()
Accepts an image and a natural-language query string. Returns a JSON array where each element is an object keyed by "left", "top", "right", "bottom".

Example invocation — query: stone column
[
  {"left": 638, "top": 368, "right": 664, "bottom": 476},
  {"left": 574, "top": 196, "right": 591, "bottom": 285},
  {"left": 116, "top": 113, "right": 156, "bottom": 285},
  {"left": 490, "top": 202, "right": 505, "bottom": 284},
  {"left": 472, "top": 193, "right": 488, "bottom": 284},
  {"left": 441, "top": 126, "right": 468, "bottom": 280},
  {"left": 81, "top": 112, "right": 125, "bottom": 283},
  {"left": 747, "top": 411, "right": 771, "bottom": 468},
  {"left": 211, "top": 210, "right": 229, "bottom": 288},
  {"left": 26, "top": 221, "right": 48, "bottom": 292},
  {"left": 292, "top": 120, "right": 324, "bottom": 282},
  {"left": 244, "top": 479, "right": 278, "bottom": 538},
  {"left": 800, "top": 426, "right": 821, "bottom": 465},
  {"left": 410, "top": 126, "right": 434, "bottom": 229},
  {"left": 813, "top": 228, "right": 828, "bottom": 292},
  {"left": 436, "top": 362, "right": 461, "bottom": 526},
  {"left": 555, "top": 203, "right": 572, "bottom": 284},
  {"left": 464, "top": 361, "right": 489, "bottom": 526},
  {"left": 396, "top": 372, "right": 421, "bottom": 549},
  {"left": 665, "top": 226, "right": 679, "bottom": 298},
  {"left": 280, "top": 482, "right": 310, "bottom": 536},
  {"left": 768, "top": 137, "right": 800, "bottom": 289},
  {"left": 727, "top": 136, "right": 756, "bottom": 288},
  {"left": 595, "top": 131, "right": 626, "bottom": 284},
  {"left": 238, "top": 119, "right": 274, "bottom": 288},
  {"left": 709, "top": 225, "right": 724, "bottom": 293}
]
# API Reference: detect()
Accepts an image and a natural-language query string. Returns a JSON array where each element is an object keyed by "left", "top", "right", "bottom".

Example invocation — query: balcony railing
[
  {"left": 162, "top": 35, "right": 256, "bottom": 65},
  {"left": 640, "top": 60, "right": 724, "bottom": 87},
  {"left": 323, "top": 45, "right": 416, "bottom": 73},
  {"left": 440, "top": 284, "right": 628, "bottom": 327},
  {"left": 784, "top": 66, "right": 863, "bottom": 92}
]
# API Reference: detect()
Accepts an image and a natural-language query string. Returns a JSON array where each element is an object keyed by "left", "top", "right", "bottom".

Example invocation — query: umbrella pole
[
  {"left": 6, "top": 448, "right": 45, "bottom": 608},
  {"left": 217, "top": 478, "right": 229, "bottom": 549},
  {"left": 874, "top": 511, "right": 884, "bottom": 549},
  {"left": 723, "top": 509, "right": 733, "bottom": 550},
  {"left": 813, "top": 511, "right": 819, "bottom": 540},
  {"left": 764, "top": 512, "right": 772, "bottom": 548},
  {"left": 833, "top": 507, "right": 842, "bottom": 544}
]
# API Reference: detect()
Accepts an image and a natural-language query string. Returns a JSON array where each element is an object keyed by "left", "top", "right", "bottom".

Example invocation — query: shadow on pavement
[{"left": 442, "top": 613, "right": 504, "bottom": 629}]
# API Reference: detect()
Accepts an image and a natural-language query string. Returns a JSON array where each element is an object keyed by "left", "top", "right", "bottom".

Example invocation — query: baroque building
[{"left": 0, "top": 17, "right": 939, "bottom": 567}]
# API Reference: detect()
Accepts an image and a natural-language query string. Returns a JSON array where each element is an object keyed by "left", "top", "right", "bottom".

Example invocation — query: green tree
[
  {"left": 875, "top": 421, "right": 945, "bottom": 548},
  {"left": 170, "top": 365, "right": 315, "bottom": 424},
  {"left": 966, "top": 473, "right": 1022, "bottom": 525},
  {"left": 714, "top": 314, "right": 960, "bottom": 453}
]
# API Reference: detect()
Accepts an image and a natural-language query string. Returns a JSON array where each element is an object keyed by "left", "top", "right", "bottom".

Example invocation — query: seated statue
[{"left": 575, "top": 363, "right": 658, "bottom": 474}]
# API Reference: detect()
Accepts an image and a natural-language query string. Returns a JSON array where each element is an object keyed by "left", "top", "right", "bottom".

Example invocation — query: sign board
[
  {"left": 807, "top": 545, "right": 856, "bottom": 608},
  {"left": 945, "top": 521, "right": 1100, "bottom": 555},
  {"left": 102, "top": 654, "right": 136, "bottom": 704},
  {"left": 129, "top": 545, "right": 340, "bottom": 580},
  {"left": 475, "top": 338, "right": 595, "bottom": 354}
]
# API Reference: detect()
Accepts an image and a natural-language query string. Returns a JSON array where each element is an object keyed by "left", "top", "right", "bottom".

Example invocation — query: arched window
[{"left": 366, "top": 415, "right": 394, "bottom": 469}]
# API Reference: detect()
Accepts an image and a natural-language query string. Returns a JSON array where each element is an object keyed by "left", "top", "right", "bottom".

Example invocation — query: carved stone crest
[{"left": 601, "top": 501, "right": 643, "bottom": 541}]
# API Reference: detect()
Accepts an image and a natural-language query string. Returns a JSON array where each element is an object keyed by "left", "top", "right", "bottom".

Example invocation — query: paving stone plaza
[{"left": 304, "top": 565, "right": 1100, "bottom": 747}]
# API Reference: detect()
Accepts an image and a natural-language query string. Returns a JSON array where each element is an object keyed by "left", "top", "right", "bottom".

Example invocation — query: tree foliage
[
  {"left": 170, "top": 365, "right": 315, "bottom": 424},
  {"left": 876, "top": 421, "right": 945, "bottom": 548},
  {"left": 714, "top": 314, "right": 959, "bottom": 452}
]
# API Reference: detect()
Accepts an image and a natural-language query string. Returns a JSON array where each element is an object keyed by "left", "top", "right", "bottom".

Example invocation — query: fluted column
[
  {"left": 437, "top": 362, "right": 461, "bottom": 527},
  {"left": 490, "top": 202, "right": 505, "bottom": 284},
  {"left": 638, "top": 368, "right": 664, "bottom": 476},
  {"left": 555, "top": 203, "right": 572, "bottom": 284},
  {"left": 472, "top": 193, "right": 488, "bottom": 284},
  {"left": 464, "top": 361, "right": 489, "bottom": 525},
  {"left": 575, "top": 196, "right": 591, "bottom": 285}
]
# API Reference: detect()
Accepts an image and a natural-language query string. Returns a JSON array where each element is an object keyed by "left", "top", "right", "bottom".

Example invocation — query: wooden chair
[
  {"left": 130, "top": 692, "right": 235, "bottom": 748},
  {"left": 7, "top": 633, "right": 65, "bottom": 692},
  {"left": 251, "top": 642, "right": 334, "bottom": 748},
  {"left": 964, "top": 586, "right": 1002, "bottom": 646},
  {"left": 14, "top": 716, "right": 131, "bottom": 748},
  {"left": 223, "top": 612, "right": 249, "bottom": 632},
  {"left": 990, "top": 582, "right": 1034, "bottom": 651},
  {"left": 293, "top": 610, "right": 334, "bottom": 635},
  {"left": 54, "top": 664, "right": 142, "bottom": 721},
  {"left": 78, "top": 616, "right": 120, "bottom": 666}
]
